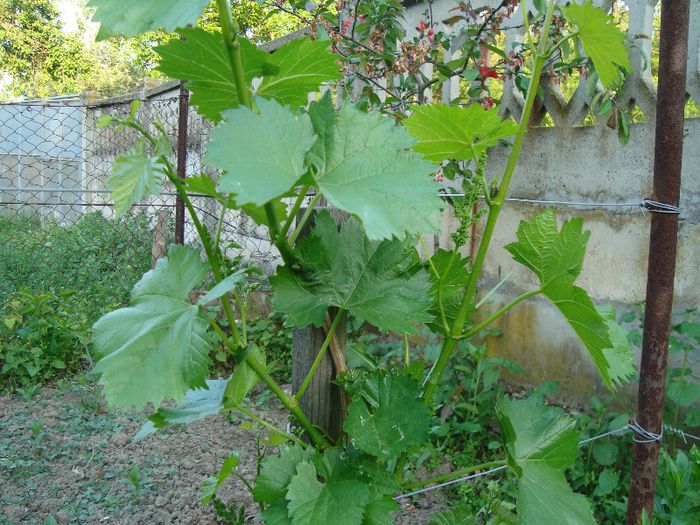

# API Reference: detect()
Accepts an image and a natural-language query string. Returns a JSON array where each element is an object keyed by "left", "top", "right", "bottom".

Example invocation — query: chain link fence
[{"left": 0, "top": 87, "right": 281, "bottom": 296}]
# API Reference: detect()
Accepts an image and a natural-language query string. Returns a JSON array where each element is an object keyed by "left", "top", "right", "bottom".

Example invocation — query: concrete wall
[{"left": 471, "top": 119, "right": 700, "bottom": 404}]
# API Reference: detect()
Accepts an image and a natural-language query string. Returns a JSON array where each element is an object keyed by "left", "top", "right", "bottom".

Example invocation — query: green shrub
[
  {"left": 0, "top": 291, "right": 90, "bottom": 391},
  {"left": 0, "top": 212, "right": 156, "bottom": 391},
  {"left": 0, "top": 212, "right": 154, "bottom": 319}
]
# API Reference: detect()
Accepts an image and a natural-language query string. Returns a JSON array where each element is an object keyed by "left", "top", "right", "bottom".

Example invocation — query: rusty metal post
[
  {"left": 175, "top": 83, "right": 190, "bottom": 244},
  {"left": 626, "top": 1, "right": 690, "bottom": 523}
]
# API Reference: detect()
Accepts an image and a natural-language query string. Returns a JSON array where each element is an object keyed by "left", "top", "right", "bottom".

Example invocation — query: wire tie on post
[
  {"left": 628, "top": 419, "right": 663, "bottom": 444},
  {"left": 640, "top": 199, "right": 681, "bottom": 215}
]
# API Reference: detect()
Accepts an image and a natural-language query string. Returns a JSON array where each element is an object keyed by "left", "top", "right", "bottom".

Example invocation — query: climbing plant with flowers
[{"left": 87, "top": 0, "right": 635, "bottom": 522}]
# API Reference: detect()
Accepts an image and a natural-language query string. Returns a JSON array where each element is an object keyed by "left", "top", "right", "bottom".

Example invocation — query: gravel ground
[{"left": 0, "top": 379, "right": 445, "bottom": 524}]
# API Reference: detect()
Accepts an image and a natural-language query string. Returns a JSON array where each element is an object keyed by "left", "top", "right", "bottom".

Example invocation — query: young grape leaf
[
  {"left": 206, "top": 97, "right": 316, "bottom": 205},
  {"left": 184, "top": 173, "right": 219, "bottom": 198},
  {"left": 133, "top": 378, "right": 229, "bottom": 442},
  {"left": 257, "top": 39, "right": 342, "bottom": 107},
  {"left": 497, "top": 396, "right": 595, "bottom": 525},
  {"left": 426, "top": 249, "right": 472, "bottom": 334},
  {"left": 88, "top": 0, "right": 210, "bottom": 40},
  {"left": 286, "top": 461, "right": 370, "bottom": 525},
  {"left": 307, "top": 94, "right": 443, "bottom": 240},
  {"left": 254, "top": 444, "right": 318, "bottom": 504},
  {"left": 201, "top": 452, "right": 241, "bottom": 504},
  {"left": 93, "top": 245, "right": 211, "bottom": 408},
  {"left": 344, "top": 370, "right": 431, "bottom": 462},
  {"left": 108, "top": 139, "right": 169, "bottom": 216},
  {"left": 404, "top": 104, "right": 518, "bottom": 163},
  {"left": 505, "top": 209, "right": 632, "bottom": 390},
  {"left": 156, "top": 29, "right": 273, "bottom": 122},
  {"left": 224, "top": 345, "right": 266, "bottom": 407},
  {"left": 562, "top": 2, "right": 631, "bottom": 89},
  {"left": 270, "top": 212, "right": 433, "bottom": 333},
  {"left": 197, "top": 269, "right": 248, "bottom": 305}
]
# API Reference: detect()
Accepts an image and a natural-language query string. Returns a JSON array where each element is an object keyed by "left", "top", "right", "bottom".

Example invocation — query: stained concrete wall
[{"left": 467, "top": 119, "right": 700, "bottom": 404}]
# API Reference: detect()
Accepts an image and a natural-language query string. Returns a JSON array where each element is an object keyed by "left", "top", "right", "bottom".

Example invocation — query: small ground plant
[{"left": 86, "top": 1, "right": 636, "bottom": 523}]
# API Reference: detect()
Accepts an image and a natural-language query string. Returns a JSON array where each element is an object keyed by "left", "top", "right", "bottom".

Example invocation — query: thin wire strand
[
  {"left": 663, "top": 424, "right": 700, "bottom": 444},
  {"left": 394, "top": 465, "right": 508, "bottom": 500},
  {"left": 395, "top": 420, "right": 700, "bottom": 501}
]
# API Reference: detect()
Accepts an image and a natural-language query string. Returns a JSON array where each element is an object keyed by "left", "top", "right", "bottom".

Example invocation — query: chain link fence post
[{"left": 175, "top": 83, "right": 190, "bottom": 245}]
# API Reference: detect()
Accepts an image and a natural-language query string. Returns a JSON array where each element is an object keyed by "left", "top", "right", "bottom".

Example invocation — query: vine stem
[
  {"left": 289, "top": 192, "right": 322, "bottom": 245},
  {"left": 233, "top": 404, "right": 307, "bottom": 447},
  {"left": 278, "top": 185, "right": 311, "bottom": 243},
  {"left": 215, "top": 0, "right": 252, "bottom": 110},
  {"left": 203, "top": 0, "right": 329, "bottom": 448},
  {"left": 463, "top": 288, "right": 542, "bottom": 339},
  {"left": 423, "top": 0, "right": 557, "bottom": 402},
  {"left": 243, "top": 348, "right": 329, "bottom": 448},
  {"left": 295, "top": 309, "right": 344, "bottom": 401},
  {"left": 401, "top": 460, "right": 507, "bottom": 491}
]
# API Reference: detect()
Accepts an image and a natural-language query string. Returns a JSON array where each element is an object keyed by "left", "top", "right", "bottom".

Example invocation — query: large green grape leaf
[
  {"left": 562, "top": 2, "right": 631, "bottom": 89},
  {"left": 404, "top": 104, "right": 518, "bottom": 163},
  {"left": 518, "top": 464, "right": 596, "bottom": 525},
  {"left": 307, "top": 94, "right": 443, "bottom": 240},
  {"left": 93, "top": 245, "right": 211, "bottom": 408},
  {"left": 363, "top": 497, "right": 400, "bottom": 525},
  {"left": 255, "top": 446, "right": 397, "bottom": 525},
  {"left": 286, "top": 461, "right": 370, "bottom": 525},
  {"left": 257, "top": 39, "right": 342, "bottom": 107},
  {"left": 497, "top": 396, "right": 579, "bottom": 474},
  {"left": 156, "top": 29, "right": 273, "bottom": 122},
  {"left": 261, "top": 501, "right": 293, "bottom": 525},
  {"left": 88, "top": 0, "right": 210, "bottom": 40},
  {"left": 133, "top": 378, "right": 228, "bottom": 442},
  {"left": 270, "top": 212, "right": 432, "bottom": 333},
  {"left": 344, "top": 370, "right": 431, "bottom": 462},
  {"left": 254, "top": 444, "right": 318, "bottom": 505},
  {"left": 108, "top": 139, "right": 169, "bottom": 216},
  {"left": 497, "top": 396, "right": 595, "bottom": 525},
  {"left": 427, "top": 249, "right": 472, "bottom": 335},
  {"left": 206, "top": 97, "right": 316, "bottom": 205},
  {"left": 505, "top": 209, "right": 632, "bottom": 390}
]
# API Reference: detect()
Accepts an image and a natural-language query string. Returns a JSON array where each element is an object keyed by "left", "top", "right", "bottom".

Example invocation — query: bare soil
[{"left": 0, "top": 379, "right": 445, "bottom": 524}]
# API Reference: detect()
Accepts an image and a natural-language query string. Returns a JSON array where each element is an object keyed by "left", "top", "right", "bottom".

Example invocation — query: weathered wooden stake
[{"left": 291, "top": 205, "right": 347, "bottom": 442}]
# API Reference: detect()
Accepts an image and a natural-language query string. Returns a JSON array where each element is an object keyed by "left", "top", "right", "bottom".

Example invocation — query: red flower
[
  {"left": 479, "top": 66, "right": 499, "bottom": 81},
  {"left": 481, "top": 97, "right": 495, "bottom": 110}
]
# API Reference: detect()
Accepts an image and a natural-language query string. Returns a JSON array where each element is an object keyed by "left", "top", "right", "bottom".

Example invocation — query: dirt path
[{"left": 0, "top": 380, "right": 445, "bottom": 524}]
